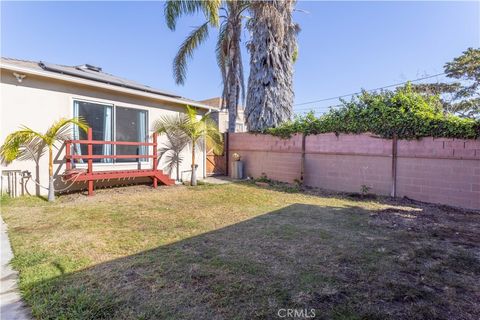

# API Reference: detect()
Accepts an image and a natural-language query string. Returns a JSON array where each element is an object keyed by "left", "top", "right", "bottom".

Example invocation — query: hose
[{"left": 23, "top": 170, "right": 85, "bottom": 193}]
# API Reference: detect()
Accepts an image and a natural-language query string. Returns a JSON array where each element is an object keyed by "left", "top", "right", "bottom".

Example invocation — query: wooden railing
[
  {"left": 65, "top": 128, "right": 159, "bottom": 194},
  {"left": 65, "top": 128, "right": 158, "bottom": 168}
]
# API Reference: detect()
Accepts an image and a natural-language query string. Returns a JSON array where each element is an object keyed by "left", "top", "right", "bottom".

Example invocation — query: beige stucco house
[
  {"left": 200, "top": 97, "right": 247, "bottom": 133},
  {"left": 0, "top": 57, "right": 217, "bottom": 196}
]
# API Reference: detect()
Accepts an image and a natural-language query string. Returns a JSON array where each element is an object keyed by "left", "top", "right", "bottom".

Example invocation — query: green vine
[{"left": 267, "top": 85, "right": 480, "bottom": 139}]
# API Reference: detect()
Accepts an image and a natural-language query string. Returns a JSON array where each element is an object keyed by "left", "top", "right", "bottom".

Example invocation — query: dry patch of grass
[{"left": 1, "top": 182, "right": 479, "bottom": 319}]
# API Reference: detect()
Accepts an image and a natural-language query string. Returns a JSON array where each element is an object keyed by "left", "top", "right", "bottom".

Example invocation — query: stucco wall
[
  {"left": 200, "top": 97, "right": 247, "bottom": 133},
  {"left": 229, "top": 133, "right": 480, "bottom": 210},
  {"left": 215, "top": 110, "right": 247, "bottom": 133},
  {"left": 0, "top": 69, "right": 206, "bottom": 196}
]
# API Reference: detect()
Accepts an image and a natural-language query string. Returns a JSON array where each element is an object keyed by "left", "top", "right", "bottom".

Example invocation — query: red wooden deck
[{"left": 65, "top": 128, "right": 174, "bottom": 196}]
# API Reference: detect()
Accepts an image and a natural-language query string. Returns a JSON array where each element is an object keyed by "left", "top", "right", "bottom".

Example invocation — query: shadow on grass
[
  {"left": 236, "top": 179, "right": 478, "bottom": 216},
  {"left": 21, "top": 203, "right": 479, "bottom": 320}
]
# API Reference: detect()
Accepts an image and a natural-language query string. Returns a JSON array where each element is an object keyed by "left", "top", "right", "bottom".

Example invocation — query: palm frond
[
  {"left": 45, "top": 117, "right": 89, "bottom": 144},
  {"left": 0, "top": 129, "right": 41, "bottom": 164},
  {"left": 53, "top": 125, "right": 73, "bottom": 146},
  {"left": 159, "top": 149, "right": 178, "bottom": 175},
  {"left": 204, "top": 0, "right": 221, "bottom": 27},
  {"left": 1, "top": 117, "right": 88, "bottom": 165},
  {"left": 158, "top": 132, "right": 189, "bottom": 175},
  {"left": 153, "top": 113, "right": 188, "bottom": 135},
  {"left": 216, "top": 20, "right": 229, "bottom": 108},
  {"left": 155, "top": 106, "right": 223, "bottom": 159},
  {"left": 16, "top": 138, "right": 47, "bottom": 163},
  {"left": 164, "top": 0, "right": 220, "bottom": 30},
  {"left": 173, "top": 22, "right": 210, "bottom": 85},
  {"left": 204, "top": 117, "right": 224, "bottom": 155},
  {"left": 184, "top": 105, "right": 200, "bottom": 127}
]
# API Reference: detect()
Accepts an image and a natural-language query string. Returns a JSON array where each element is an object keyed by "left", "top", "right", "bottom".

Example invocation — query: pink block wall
[
  {"left": 228, "top": 133, "right": 480, "bottom": 210},
  {"left": 396, "top": 138, "right": 480, "bottom": 210},
  {"left": 304, "top": 154, "right": 392, "bottom": 195},
  {"left": 304, "top": 134, "right": 392, "bottom": 195},
  {"left": 228, "top": 133, "right": 302, "bottom": 183}
]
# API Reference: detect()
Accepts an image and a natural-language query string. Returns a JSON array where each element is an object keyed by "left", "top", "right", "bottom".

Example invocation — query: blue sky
[{"left": 1, "top": 1, "right": 478, "bottom": 114}]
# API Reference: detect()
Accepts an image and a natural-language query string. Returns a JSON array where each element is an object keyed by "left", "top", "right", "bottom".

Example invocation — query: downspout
[
  {"left": 391, "top": 134, "right": 398, "bottom": 198},
  {"left": 203, "top": 108, "right": 211, "bottom": 179},
  {"left": 300, "top": 133, "right": 306, "bottom": 184},
  {"left": 225, "top": 132, "right": 229, "bottom": 177}
]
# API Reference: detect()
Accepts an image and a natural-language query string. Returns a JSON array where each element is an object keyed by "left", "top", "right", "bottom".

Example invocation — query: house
[
  {"left": 200, "top": 97, "right": 247, "bottom": 133},
  {"left": 0, "top": 57, "right": 218, "bottom": 196}
]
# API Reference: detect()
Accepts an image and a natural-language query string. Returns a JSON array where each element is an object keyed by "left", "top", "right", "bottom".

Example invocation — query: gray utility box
[{"left": 231, "top": 161, "right": 244, "bottom": 179}]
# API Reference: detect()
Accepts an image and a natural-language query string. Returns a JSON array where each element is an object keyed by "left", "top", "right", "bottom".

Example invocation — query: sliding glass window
[
  {"left": 73, "top": 100, "right": 148, "bottom": 164},
  {"left": 73, "top": 100, "right": 113, "bottom": 163},
  {"left": 115, "top": 106, "right": 148, "bottom": 162}
]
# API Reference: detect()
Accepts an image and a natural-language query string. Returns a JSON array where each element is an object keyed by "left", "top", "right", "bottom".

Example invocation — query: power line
[
  {"left": 294, "top": 72, "right": 446, "bottom": 108},
  {"left": 295, "top": 104, "right": 343, "bottom": 113}
]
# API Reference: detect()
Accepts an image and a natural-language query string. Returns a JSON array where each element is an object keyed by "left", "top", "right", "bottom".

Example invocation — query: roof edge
[{"left": 0, "top": 62, "right": 218, "bottom": 111}]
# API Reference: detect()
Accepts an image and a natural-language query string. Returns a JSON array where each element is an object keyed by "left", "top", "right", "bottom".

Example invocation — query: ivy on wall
[{"left": 266, "top": 85, "right": 480, "bottom": 139}]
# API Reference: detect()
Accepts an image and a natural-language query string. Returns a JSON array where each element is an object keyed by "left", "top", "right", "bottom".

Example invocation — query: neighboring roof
[
  {"left": 200, "top": 97, "right": 245, "bottom": 111},
  {"left": 0, "top": 57, "right": 216, "bottom": 110},
  {"left": 201, "top": 97, "right": 223, "bottom": 109}
]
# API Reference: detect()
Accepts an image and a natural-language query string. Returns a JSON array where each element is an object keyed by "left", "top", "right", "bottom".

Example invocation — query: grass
[{"left": 1, "top": 182, "right": 479, "bottom": 319}]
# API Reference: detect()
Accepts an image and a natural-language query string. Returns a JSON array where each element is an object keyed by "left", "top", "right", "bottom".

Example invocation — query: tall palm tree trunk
[
  {"left": 225, "top": 3, "right": 243, "bottom": 133},
  {"left": 226, "top": 51, "right": 240, "bottom": 133},
  {"left": 48, "top": 146, "right": 55, "bottom": 202},
  {"left": 245, "top": 0, "right": 297, "bottom": 131}
]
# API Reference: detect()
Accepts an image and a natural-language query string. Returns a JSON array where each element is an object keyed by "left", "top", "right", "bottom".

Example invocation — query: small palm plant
[
  {"left": 0, "top": 117, "right": 88, "bottom": 201},
  {"left": 158, "top": 131, "right": 189, "bottom": 182},
  {"left": 154, "top": 106, "right": 223, "bottom": 186}
]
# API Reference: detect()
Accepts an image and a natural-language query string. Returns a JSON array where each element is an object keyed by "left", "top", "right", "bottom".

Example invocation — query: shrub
[{"left": 267, "top": 85, "right": 480, "bottom": 139}]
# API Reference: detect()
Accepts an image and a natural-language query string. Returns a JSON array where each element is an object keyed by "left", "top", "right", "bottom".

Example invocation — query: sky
[{"left": 1, "top": 1, "right": 479, "bottom": 114}]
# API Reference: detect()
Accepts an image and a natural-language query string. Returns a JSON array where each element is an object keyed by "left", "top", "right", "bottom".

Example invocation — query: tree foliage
[
  {"left": 165, "top": 0, "right": 248, "bottom": 133},
  {"left": 445, "top": 47, "right": 480, "bottom": 93},
  {"left": 267, "top": 85, "right": 479, "bottom": 139},
  {"left": 245, "top": 0, "right": 298, "bottom": 131},
  {"left": 0, "top": 117, "right": 89, "bottom": 201},
  {"left": 408, "top": 48, "right": 480, "bottom": 118}
]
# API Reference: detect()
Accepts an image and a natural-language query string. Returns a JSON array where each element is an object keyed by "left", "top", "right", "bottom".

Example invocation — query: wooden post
[
  {"left": 87, "top": 128, "right": 94, "bottom": 196},
  {"left": 391, "top": 134, "right": 398, "bottom": 198},
  {"left": 65, "top": 141, "right": 71, "bottom": 171},
  {"left": 152, "top": 132, "right": 158, "bottom": 188}
]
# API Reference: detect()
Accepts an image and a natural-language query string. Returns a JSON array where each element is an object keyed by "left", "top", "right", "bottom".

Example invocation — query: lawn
[{"left": 1, "top": 182, "right": 479, "bottom": 319}]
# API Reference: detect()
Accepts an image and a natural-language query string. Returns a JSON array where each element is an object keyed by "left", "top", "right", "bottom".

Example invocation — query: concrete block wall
[
  {"left": 228, "top": 133, "right": 302, "bottom": 183},
  {"left": 304, "top": 134, "right": 392, "bottom": 195},
  {"left": 229, "top": 133, "right": 480, "bottom": 210},
  {"left": 396, "top": 138, "right": 480, "bottom": 210}
]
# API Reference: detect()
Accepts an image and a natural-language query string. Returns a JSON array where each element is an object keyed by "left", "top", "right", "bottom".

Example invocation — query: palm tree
[
  {"left": 245, "top": 0, "right": 298, "bottom": 131},
  {"left": 164, "top": 0, "right": 248, "bottom": 132},
  {"left": 153, "top": 106, "right": 223, "bottom": 186},
  {"left": 158, "top": 131, "right": 189, "bottom": 182},
  {"left": 0, "top": 118, "right": 88, "bottom": 201}
]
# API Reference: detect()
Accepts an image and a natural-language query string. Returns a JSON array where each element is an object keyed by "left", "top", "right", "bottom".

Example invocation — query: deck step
[
  {"left": 153, "top": 172, "right": 175, "bottom": 186},
  {"left": 70, "top": 169, "right": 174, "bottom": 186}
]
